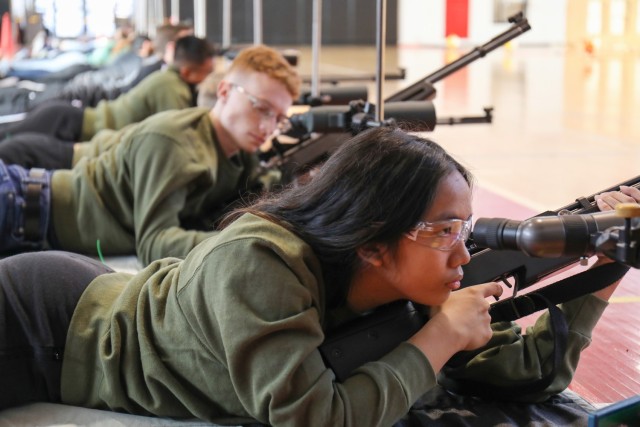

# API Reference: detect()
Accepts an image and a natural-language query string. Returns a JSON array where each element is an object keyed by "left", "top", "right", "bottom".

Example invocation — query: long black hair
[{"left": 226, "top": 127, "right": 473, "bottom": 307}]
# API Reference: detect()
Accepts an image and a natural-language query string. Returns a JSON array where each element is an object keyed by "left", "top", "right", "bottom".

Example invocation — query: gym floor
[{"left": 283, "top": 42, "right": 640, "bottom": 405}]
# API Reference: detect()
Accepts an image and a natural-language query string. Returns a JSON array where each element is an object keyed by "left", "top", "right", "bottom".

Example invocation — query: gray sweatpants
[{"left": 0, "top": 251, "right": 112, "bottom": 409}]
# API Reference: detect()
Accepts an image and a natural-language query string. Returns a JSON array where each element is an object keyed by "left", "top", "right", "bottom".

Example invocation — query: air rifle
[
  {"left": 260, "top": 101, "right": 493, "bottom": 184},
  {"left": 259, "top": 100, "right": 438, "bottom": 183},
  {"left": 260, "top": 14, "right": 529, "bottom": 183},
  {"left": 320, "top": 175, "right": 640, "bottom": 381},
  {"left": 385, "top": 12, "right": 531, "bottom": 102},
  {"left": 295, "top": 85, "right": 370, "bottom": 107}
]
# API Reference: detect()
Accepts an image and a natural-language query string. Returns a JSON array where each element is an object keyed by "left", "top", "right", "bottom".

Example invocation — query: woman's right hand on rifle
[{"left": 409, "top": 281, "right": 503, "bottom": 373}]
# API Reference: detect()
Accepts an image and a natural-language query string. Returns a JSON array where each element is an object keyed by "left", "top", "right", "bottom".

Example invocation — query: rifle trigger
[{"left": 499, "top": 275, "right": 513, "bottom": 288}]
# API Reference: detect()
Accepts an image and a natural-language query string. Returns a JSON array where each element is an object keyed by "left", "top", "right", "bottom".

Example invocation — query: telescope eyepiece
[{"left": 471, "top": 218, "right": 520, "bottom": 250}]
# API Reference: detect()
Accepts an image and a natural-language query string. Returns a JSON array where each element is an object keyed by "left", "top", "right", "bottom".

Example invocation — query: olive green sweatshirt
[
  {"left": 80, "top": 67, "right": 195, "bottom": 140},
  {"left": 61, "top": 214, "right": 609, "bottom": 427},
  {"left": 72, "top": 128, "right": 124, "bottom": 166},
  {"left": 51, "top": 107, "right": 259, "bottom": 265}
]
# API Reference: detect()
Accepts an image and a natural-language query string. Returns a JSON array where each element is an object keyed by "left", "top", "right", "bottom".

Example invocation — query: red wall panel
[{"left": 445, "top": 0, "right": 469, "bottom": 38}]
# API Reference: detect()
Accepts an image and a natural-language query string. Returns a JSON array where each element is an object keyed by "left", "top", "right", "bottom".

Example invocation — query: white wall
[
  {"left": 398, "top": 0, "right": 568, "bottom": 46},
  {"left": 397, "top": 0, "right": 446, "bottom": 46}
]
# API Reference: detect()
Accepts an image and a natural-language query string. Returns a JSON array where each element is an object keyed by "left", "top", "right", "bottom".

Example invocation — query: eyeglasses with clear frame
[
  {"left": 404, "top": 218, "right": 472, "bottom": 251},
  {"left": 229, "top": 82, "right": 292, "bottom": 134}
]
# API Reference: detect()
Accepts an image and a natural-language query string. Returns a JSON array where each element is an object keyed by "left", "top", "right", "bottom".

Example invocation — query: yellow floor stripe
[{"left": 609, "top": 296, "right": 640, "bottom": 303}]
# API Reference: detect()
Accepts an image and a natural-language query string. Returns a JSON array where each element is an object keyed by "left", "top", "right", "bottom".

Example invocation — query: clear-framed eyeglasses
[
  {"left": 405, "top": 218, "right": 472, "bottom": 251},
  {"left": 229, "top": 82, "right": 292, "bottom": 134}
]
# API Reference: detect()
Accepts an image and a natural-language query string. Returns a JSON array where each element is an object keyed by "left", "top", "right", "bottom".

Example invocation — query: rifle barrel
[{"left": 385, "top": 15, "right": 531, "bottom": 102}]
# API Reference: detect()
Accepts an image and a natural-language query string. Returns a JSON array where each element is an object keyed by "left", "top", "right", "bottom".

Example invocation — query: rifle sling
[
  {"left": 439, "top": 262, "right": 629, "bottom": 399},
  {"left": 442, "top": 295, "right": 568, "bottom": 399},
  {"left": 489, "top": 262, "right": 630, "bottom": 323}
]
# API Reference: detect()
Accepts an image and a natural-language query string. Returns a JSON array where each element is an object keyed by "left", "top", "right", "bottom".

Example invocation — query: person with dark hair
[
  {"left": 0, "top": 24, "right": 193, "bottom": 120},
  {"left": 0, "top": 126, "right": 627, "bottom": 426},
  {"left": 37, "top": 24, "right": 189, "bottom": 93},
  {"left": 0, "top": 34, "right": 215, "bottom": 145},
  {"left": 0, "top": 44, "right": 300, "bottom": 266},
  {"left": 151, "top": 23, "right": 194, "bottom": 63},
  {"left": 116, "top": 23, "right": 194, "bottom": 92},
  {"left": 0, "top": 31, "right": 207, "bottom": 170}
]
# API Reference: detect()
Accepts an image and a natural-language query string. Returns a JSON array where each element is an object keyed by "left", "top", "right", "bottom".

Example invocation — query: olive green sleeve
[
  {"left": 81, "top": 70, "right": 192, "bottom": 139},
  {"left": 72, "top": 129, "right": 122, "bottom": 166},
  {"left": 440, "top": 294, "right": 608, "bottom": 402},
  {"left": 129, "top": 133, "right": 217, "bottom": 265}
]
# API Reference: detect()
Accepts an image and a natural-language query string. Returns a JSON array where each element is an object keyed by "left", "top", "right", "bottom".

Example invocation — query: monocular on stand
[{"left": 471, "top": 203, "right": 640, "bottom": 269}]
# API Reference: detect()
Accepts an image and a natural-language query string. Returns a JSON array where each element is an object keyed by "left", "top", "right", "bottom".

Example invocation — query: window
[{"left": 31, "top": 0, "right": 134, "bottom": 38}]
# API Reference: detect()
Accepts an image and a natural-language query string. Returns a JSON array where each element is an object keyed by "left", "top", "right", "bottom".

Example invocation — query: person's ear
[
  {"left": 357, "top": 243, "right": 387, "bottom": 268},
  {"left": 163, "top": 40, "right": 176, "bottom": 63},
  {"left": 217, "top": 80, "right": 232, "bottom": 103},
  {"left": 178, "top": 64, "right": 191, "bottom": 81}
]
